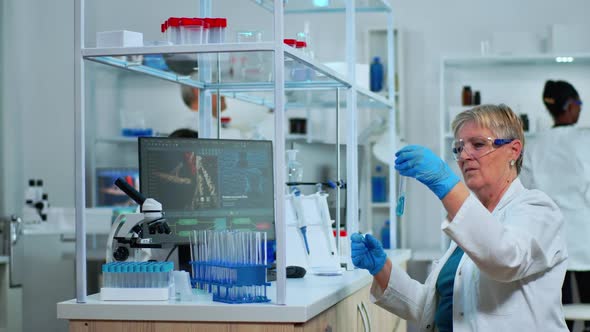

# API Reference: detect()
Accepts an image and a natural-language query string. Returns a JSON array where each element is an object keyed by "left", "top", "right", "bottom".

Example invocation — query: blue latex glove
[
  {"left": 351, "top": 233, "right": 387, "bottom": 275},
  {"left": 395, "top": 145, "right": 460, "bottom": 200}
]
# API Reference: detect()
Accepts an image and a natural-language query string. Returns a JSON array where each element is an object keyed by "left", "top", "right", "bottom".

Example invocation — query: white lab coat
[
  {"left": 520, "top": 126, "right": 590, "bottom": 271},
  {"left": 370, "top": 178, "right": 568, "bottom": 331}
]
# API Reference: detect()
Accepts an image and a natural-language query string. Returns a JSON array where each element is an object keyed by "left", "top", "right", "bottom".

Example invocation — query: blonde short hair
[{"left": 451, "top": 104, "right": 525, "bottom": 174}]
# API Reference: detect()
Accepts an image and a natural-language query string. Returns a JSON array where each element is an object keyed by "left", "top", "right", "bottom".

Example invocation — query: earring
[{"left": 510, "top": 160, "right": 515, "bottom": 166}]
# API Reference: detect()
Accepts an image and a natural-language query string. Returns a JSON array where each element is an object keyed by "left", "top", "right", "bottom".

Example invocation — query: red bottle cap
[
  {"left": 215, "top": 18, "right": 227, "bottom": 28},
  {"left": 168, "top": 17, "right": 181, "bottom": 27},
  {"left": 295, "top": 41, "right": 307, "bottom": 48},
  {"left": 284, "top": 39, "right": 297, "bottom": 46}
]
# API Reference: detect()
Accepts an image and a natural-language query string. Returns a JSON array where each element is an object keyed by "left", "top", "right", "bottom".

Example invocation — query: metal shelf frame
[{"left": 74, "top": 0, "right": 396, "bottom": 305}]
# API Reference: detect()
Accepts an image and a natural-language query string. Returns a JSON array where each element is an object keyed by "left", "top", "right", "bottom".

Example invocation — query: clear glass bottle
[{"left": 286, "top": 150, "right": 303, "bottom": 183}]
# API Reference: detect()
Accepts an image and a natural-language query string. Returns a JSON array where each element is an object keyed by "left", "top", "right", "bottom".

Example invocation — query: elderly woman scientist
[{"left": 352, "top": 104, "right": 568, "bottom": 331}]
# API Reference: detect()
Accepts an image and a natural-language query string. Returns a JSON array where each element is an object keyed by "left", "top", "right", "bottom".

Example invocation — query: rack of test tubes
[
  {"left": 189, "top": 230, "right": 270, "bottom": 304},
  {"left": 100, "top": 262, "right": 174, "bottom": 301}
]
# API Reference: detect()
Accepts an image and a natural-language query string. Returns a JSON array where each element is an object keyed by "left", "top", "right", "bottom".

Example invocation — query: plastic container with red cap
[
  {"left": 203, "top": 18, "right": 215, "bottom": 44},
  {"left": 166, "top": 17, "right": 182, "bottom": 45},
  {"left": 207, "top": 18, "right": 227, "bottom": 43},
  {"left": 181, "top": 18, "right": 204, "bottom": 45},
  {"left": 291, "top": 41, "right": 309, "bottom": 81}
]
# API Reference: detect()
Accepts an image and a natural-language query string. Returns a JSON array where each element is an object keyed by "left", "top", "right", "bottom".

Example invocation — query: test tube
[{"left": 396, "top": 176, "right": 407, "bottom": 217}]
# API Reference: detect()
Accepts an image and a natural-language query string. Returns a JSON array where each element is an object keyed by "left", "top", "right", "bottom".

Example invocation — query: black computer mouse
[{"left": 286, "top": 265, "right": 306, "bottom": 278}]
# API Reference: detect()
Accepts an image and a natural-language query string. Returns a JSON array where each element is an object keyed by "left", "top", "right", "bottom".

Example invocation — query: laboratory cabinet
[
  {"left": 59, "top": 251, "right": 410, "bottom": 332},
  {"left": 64, "top": 282, "right": 406, "bottom": 332}
]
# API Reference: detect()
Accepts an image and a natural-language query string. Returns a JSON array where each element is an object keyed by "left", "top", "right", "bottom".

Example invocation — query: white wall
[{"left": 3, "top": 0, "right": 590, "bottom": 249}]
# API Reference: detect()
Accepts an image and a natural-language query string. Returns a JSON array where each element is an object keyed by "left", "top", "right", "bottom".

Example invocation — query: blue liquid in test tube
[{"left": 396, "top": 176, "right": 407, "bottom": 217}]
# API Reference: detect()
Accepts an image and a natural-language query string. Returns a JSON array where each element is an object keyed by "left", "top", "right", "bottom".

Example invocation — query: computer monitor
[{"left": 138, "top": 137, "right": 275, "bottom": 244}]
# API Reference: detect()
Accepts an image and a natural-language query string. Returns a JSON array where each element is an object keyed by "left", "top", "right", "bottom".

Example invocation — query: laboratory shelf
[
  {"left": 371, "top": 202, "right": 390, "bottom": 209},
  {"left": 442, "top": 53, "right": 590, "bottom": 68},
  {"left": 81, "top": 43, "right": 275, "bottom": 58},
  {"left": 84, "top": 47, "right": 393, "bottom": 110},
  {"left": 251, "top": 0, "right": 391, "bottom": 14},
  {"left": 95, "top": 136, "right": 139, "bottom": 144}
]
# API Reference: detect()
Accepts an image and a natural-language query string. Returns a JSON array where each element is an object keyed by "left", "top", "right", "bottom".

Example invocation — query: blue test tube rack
[{"left": 189, "top": 261, "right": 271, "bottom": 304}]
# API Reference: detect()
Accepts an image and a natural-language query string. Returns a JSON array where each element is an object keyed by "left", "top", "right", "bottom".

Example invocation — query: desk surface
[{"left": 58, "top": 250, "right": 410, "bottom": 323}]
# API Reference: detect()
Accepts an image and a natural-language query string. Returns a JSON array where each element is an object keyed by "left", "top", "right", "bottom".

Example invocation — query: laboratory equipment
[
  {"left": 209, "top": 18, "right": 227, "bottom": 43},
  {"left": 396, "top": 176, "right": 407, "bottom": 217},
  {"left": 286, "top": 149, "right": 303, "bottom": 183},
  {"left": 189, "top": 230, "right": 270, "bottom": 304},
  {"left": 380, "top": 220, "right": 391, "bottom": 249},
  {"left": 370, "top": 56, "right": 384, "bottom": 92},
  {"left": 290, "top": 189, "right": 310, "bottom": 254},
  {"left": 139, "top": 137, "right": 276, "bottom": 244},
  {"left": 237, "top": 30, "right": 262, "bottom": 43},
  {"left": 164, "top": 18, "right": 182, "bottom": 44},
  {"left": 96, "top": 30, "right": 143, "bottom": 48},
  {"left": 371, "top": 165, "right": 387, "bottom": 202},
  {"left": 462, "top": 86, "right": 473, "bottom": 106},
  {"left": 106, "top": 177, "right": 170, "bottom": 263},
  {"left": 180, "top": 18, "right": 204, "bottom": 45},
  {"left": 474, "top": 91, "right": 481, "bottom": 105},
  {"left": 100, "top": 262, "right": 174, "bottom": 301}
]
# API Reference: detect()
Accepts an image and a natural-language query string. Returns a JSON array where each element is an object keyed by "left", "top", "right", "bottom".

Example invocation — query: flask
[
  {"left": 462, "top": 86, "right": 472, "bottom": 106},
  {"left": 370, "top": 57, "right": 384, "bottom": 92},
  {"left": 371, "top": 166, "right": 387, "bottom": 202},
  {"left": 286, "top": 150, "right": 303, "bottom": 183},
  {"left": 380, "top": 220, "right": 391, "bottom": 249},
  {"left": 473, "top": 91, "right": 481, "bottom": 105}
]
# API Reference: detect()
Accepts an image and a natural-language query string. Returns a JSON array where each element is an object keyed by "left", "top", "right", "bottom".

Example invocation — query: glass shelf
[
  {"left": 443, "top": 53, "right": 590, "bottom": 68},
  {"left": 83, "top": 43, "right": 352, "bottom": 91},
  {"left": 371, "top": 202, "right": 390, "bottom": 208},
  {"left": 83, "top": 44, "right": 393, "bottom": 110},
  {"left": 251, "top": 0, "right": 391, "bottom": 13}
]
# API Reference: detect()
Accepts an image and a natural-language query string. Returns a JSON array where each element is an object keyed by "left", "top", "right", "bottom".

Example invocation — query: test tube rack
[
  {"left": 190, "top": 261, "right": 270, "bottom": 304},
  {"left": 100, "top": 261, "right": 174, "bottom": 301},
  {"left": 189, "top": 230, "right": 270, "bottom": 304}
]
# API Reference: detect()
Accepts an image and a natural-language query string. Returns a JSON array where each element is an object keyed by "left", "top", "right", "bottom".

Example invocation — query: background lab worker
[
  {"left": 520, "top": 80, "right": 590, "bottom": 331},
  {"left": 180, "top": 84, "right": 245, "bottom": 139},
  {"left": 352, "top": 104, "right": 568, "bottom": 331}
]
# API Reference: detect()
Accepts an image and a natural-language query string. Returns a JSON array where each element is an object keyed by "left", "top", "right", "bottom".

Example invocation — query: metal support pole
[
  {"left": 345, "top": 0, "right": 359, "bottom": 235},
  {"left": 199, "top": 0, "right": 213, "bottom": 138},
  {"left": 335, "top": 88, "right": 341, "bottom": 252},
  {"left": 273, "top": 0, "right": 287, "bottom": 305},
  {"left": 387, "top": 10, "right": 398, "bottom": 249},
  {"left": 74, "top": 0, "right": 87, "bottom": 303}
]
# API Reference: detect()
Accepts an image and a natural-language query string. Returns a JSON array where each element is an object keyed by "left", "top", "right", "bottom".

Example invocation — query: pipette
[{"left": 396, "top": 176, "right": 407, "bottom": 217}]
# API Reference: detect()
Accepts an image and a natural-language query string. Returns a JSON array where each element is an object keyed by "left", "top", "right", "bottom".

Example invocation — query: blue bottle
[
  {"left": 370, "top": 56, "right": 384, "bottom": 92},
  {"left": 371, "top": 166, "right": 387, "bottom": 202},
  {"left": 381, "top": 220, "right": 391, "bottom": 249}
]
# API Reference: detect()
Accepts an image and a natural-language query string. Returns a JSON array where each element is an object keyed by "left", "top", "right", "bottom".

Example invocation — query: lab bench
[{"left": 58, "top": 250, "right": 410, "bottom": 331}]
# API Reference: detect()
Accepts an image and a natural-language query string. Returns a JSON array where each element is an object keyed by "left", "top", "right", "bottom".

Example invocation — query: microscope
[{"left": 106, "top": 178, "right": 172, "bottom": 263}]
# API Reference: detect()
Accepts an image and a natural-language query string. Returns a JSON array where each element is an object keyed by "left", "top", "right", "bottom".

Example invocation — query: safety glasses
[{"left": 451, "top": 137, "right": 514, "bottom": 161}]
